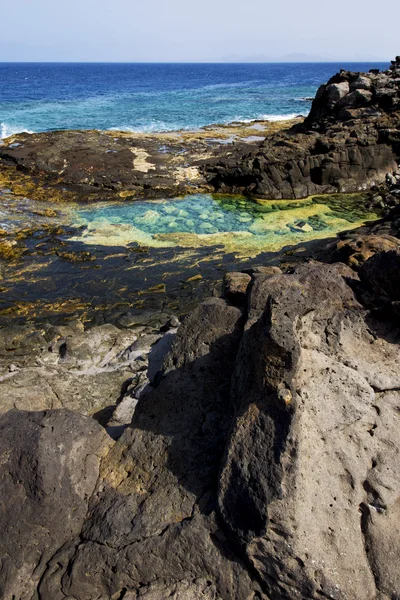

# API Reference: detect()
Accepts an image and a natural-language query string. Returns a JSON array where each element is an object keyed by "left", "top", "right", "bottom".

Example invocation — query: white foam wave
[
  {"left": 255, "top": 113, "right": 306, "bottom": 122},
  {"left": 0, "top": 123, "right": 34, "bottom": 139},
  {"left": 109, "top": 122, "right": 194, "bottom": 134},
  {"left": 223, "top": 113, "right": 306, "bottom": 125}
]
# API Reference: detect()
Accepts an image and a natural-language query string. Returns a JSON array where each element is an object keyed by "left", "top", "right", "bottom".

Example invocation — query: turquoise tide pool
[{"left": 73, "top": 193, "right": 379, "bottom": 255}]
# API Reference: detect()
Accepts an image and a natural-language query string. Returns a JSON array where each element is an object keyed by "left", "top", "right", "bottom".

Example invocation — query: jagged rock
[
  {"left": 223, "top": 271, "right": 252, "bottom": 305},
  {"left": 218, "top": 261, "right": 400, "bottom": 599},
  {"left": 2, "top": 260, "right": 400, "bottom": 598},
  {"left": 325, "top": 81, "right": 350, "bottom": 105},
  {"left": 0, "top": 323, "right": 138, "bottom": 417},
  {"left": 359, "top": 248, "right": 400, "bottom": 299},
  {"left": 203, "top": 60, "right": 400, "bottom": 199},
  {"left": 315, "top": 232, "right": 400, "bottom": 268},
  {"left": 351, "top": 75, "right": 373, "bottom": 91},
  {"left": 37, "top": 297, "right": 264, "bottom": 599},
  {"left": 0, "top": 409, "right": 113, "bottom": 600}
]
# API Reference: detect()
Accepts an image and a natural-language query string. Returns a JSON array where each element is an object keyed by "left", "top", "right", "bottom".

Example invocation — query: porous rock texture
[
  {"left": 1, "top": 254, "right": 400, "bottom": 599},
  {"left": 204, "top": 58, "right": 400, "bottom": 198},
  {"left": 0, "top": 409, "right": 113, "bottom": 600},
  {"left": 0, "top": 322, "right": 139, "bottom": 417}
]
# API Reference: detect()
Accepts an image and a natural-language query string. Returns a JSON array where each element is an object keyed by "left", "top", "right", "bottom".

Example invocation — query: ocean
[{"left": 0, "top": 62, "right": 389, "bottom": 138}]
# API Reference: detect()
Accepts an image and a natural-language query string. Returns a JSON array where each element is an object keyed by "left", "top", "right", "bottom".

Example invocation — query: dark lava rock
[
  {"left": 360, "top": 248, "right": 400, "bottom": 299},
  {"left": 203, "top": 60, "right": 400, "bottom": 199},
  {"left": 223, "top": 271, "right": 252, "bottom": 305},
  {"left": 2, "top": 259, "right": 400, "bottom": 599},
  {"left": 0, "top": 409, "right": 112, "bottom": 600}
]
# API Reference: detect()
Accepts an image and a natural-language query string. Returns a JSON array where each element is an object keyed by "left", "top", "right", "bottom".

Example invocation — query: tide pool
[{"left": 73, "top": 193, "right": 378, "bottom": 256}]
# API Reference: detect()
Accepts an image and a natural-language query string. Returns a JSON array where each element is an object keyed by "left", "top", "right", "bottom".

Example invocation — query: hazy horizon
[
  {"left": 0, "top": 59, "right": 393, "bottom": 64},
  {"left": 0, "top": 0, "right": 398, "bottom": 63}
]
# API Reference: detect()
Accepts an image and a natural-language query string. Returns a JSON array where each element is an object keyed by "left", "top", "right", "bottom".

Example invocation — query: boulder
[
  {"left": 325, "top": 81, "right": 350, "bottom": 105},
  {"left": 359, "top": 248, "right": 400, "bottom": 299},
  {"left": 338, "top": 89, "right": 373, "bottom": 109},
  {"left": 315, "top": 232, "right": 400, "bottom": 268},
  {"left": 0, "top": 409, "right": 113, "bottom": 600},
  {"left": 350, "top": 75, "right": 373, "bottom": 91},
  {"left": 218, "top": 261, "right": 400, "bottom": 599},
  {"left": 223, "top": 271, "right": 252, "bottom": 305}
]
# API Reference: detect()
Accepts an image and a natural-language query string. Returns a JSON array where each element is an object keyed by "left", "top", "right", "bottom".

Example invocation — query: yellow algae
[
  {"left": 119, "top": 190, "right": 137, "bottom": 199},
  {"left": 174, "top": 166, "right": 202, "bottom": 183},
  {"left": 130, "top": 147, "right": 156, "bottom": 173},
  {"left": 0, "top": 165, "right": 77, "bottom": 203},
  {"left": 187, "top": 274, "right": 202, "bottom": 282},
  {"left": 146, "top": 284, "right": 166, "bottom": 293},
  {"left": 106, "top": 117, "right": 301, "bottom": 144}
]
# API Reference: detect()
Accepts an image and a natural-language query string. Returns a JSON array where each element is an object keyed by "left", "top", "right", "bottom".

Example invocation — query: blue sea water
[{"left": 0, "top": 62, "right": 389, "bottom": 139}]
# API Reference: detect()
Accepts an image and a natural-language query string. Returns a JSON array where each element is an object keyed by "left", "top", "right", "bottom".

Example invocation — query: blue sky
[{"left": 0, "top": 0, "right": 398, "bottom": 62}]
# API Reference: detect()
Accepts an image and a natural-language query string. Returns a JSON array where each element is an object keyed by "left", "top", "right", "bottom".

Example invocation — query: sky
[{"left": 0, "top": 0, "right": 398, "bottom": 62}]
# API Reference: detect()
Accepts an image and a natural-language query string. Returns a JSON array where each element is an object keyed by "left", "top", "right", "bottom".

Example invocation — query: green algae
[{"left": 72, "top": 192, "right": 379, "bottom": 257}]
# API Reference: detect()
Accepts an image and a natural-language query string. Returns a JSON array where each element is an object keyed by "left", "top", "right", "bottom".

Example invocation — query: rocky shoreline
[
  {"left": 0, "top": 60, "right": 400, "bottom": 599},
  {"left": 1, "top": 59, "right": 400, "bottom": 203},
  {"left": 0, "top": 118, "right": 301, "bottom": 202}
]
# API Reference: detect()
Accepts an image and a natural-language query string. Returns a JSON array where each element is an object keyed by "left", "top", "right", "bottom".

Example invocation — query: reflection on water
[{"left": 73, "top": 193, "right": 378, "bottom": 256}]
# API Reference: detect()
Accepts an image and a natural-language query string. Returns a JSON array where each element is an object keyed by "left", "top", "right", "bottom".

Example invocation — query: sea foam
[{"left": 0, "top": 123, "right": 34, "bottom": 139}]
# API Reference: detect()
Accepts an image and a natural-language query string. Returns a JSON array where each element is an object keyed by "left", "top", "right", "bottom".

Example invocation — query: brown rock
[{"left": 223, "top": 271, "right": 252, "bottom": 305}]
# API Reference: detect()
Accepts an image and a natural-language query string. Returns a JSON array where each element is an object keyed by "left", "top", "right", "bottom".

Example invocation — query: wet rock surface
[{"left": 0, "top": 119, "right": 299, "bottom": 202}]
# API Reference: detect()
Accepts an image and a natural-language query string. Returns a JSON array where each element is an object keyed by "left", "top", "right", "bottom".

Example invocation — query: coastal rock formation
[
  {"left": 1, "top": 255, "right": 399, "bottom": 599},
  {"left": 0, "top": 409, "right": 113, "bottom": 600},
  {"left": 218, "top": 260, "right": 400, "bottom": 599},
  {"left": 204, "top": 59, "right": 400, "bottom": 198},
  {"left": 0, "top": 120, "right": 295, "bottom": 202},
  {"left": 1, "top": 62, "right": 400, "bottom": 202}
]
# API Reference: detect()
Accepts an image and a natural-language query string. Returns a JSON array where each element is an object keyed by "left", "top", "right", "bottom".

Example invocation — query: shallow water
[
  {"left": 73, "top": 193, "right": 378, "bottom": 256},
  {"left": 0, "top": 190, "right": 381, "bottom": 326}
]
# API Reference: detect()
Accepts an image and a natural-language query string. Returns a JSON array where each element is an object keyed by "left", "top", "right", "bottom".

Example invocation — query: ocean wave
[
  {"left": 224, "top": 113, "right": 306, "bottom": 124},
  {"left": 108, "top": 122, "right": 194, "bottom": 134},
  {"left": 0, "top": 123, "right": 34, "bottom": 139},
  {"left": 0, "top": 112, "right": 306, "bottom": 141},
  {"left": 258, "top": 113, "right": 306, "bottom": 121}
]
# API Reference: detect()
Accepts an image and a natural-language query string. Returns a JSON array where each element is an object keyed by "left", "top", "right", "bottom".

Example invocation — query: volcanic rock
[
  {"left": 0, "top": 409, "right": 112, "bottom": 600},
  {"left": 1, "top": 258, "right": 399, "bottom": 598}
]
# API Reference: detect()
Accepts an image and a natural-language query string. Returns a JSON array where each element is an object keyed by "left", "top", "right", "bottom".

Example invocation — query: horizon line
[{"left": 0, "top": 60, "right": 390, "bottom": 65}]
